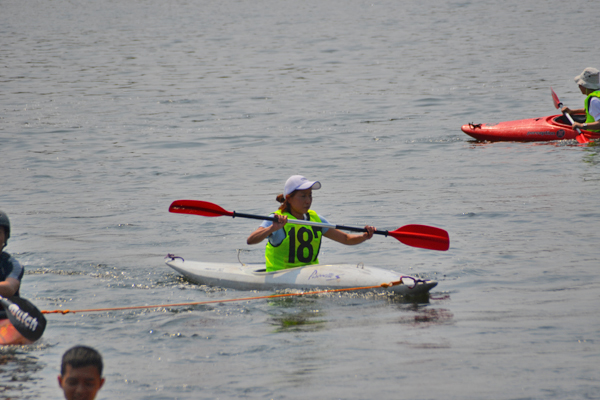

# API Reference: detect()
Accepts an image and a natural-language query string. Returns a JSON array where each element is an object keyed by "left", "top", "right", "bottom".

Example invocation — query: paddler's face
[
  {"left": 58, "top": 365, "right": 105, "bottom": 400},
  {"left": 288, "top": 188, "right": 312, "bottom": 217},
  {"left": 579, "top": 85, "right": 591, "bottom": 95},
  {"left": 0, "top": 229, "right": 5, "bottom": 250}
]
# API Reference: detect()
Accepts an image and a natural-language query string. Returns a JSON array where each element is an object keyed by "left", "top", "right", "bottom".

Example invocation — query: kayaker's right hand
[
  {"left": 247, "top": 214, "right": 288, "bottom": 245},
  {"left": 272, "top": 214, "right": 288, "bottom": 230},
  {"left": 561, "top": 106, "right": 572, "bottom": 115},
  {"left": 363, "top": 225, "right": 376, "bottom": 240}
]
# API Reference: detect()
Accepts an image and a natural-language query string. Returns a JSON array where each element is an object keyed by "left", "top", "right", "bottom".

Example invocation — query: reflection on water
[
  {"left": 582, "top": 142, "right": 600, "bottom": 166},
  {"left": 270, "top": 313, "right": 327, "bottom": 333},
  {"left": 266, "top": 292, "right": 442, "bottom": 333},
  {"left": 466, "top": 138, "right": 588, "bottom": 148},
  {"left": 267, "top": 297, "right": 327, "bottom": 333},
  {"left": 396, "top": 306, "right": 454, "bottom": 328}
]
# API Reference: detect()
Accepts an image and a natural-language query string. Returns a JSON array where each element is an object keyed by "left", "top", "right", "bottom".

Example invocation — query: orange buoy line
[{"left": 41, "top": 280, "right": 403, "bottom": 315}]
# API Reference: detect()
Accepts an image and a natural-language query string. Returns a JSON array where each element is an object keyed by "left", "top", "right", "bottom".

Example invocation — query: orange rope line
[{"left": 41, "top": 281, "right": 402, "bottom": 315}]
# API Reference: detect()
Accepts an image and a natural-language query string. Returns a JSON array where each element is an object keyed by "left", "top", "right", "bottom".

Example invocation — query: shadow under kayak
[
  {"left": 166, "top": 256, "right": 437, "bottom": 296},
  {"left": 462, "top": 114, "right": 600, "bottom": 142}
]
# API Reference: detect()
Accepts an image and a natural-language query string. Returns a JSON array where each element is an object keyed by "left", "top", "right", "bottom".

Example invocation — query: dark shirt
[
  {"left": 0, "top": 251, "right": 23, "bottom": 297},
  {"left": 0, "top": 251, "right": 24, "bottom": 319}
]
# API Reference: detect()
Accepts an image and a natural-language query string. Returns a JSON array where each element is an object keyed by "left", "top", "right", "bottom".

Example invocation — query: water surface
[{"left": 2, "top": 0, "right": 599, "bottom": 399}]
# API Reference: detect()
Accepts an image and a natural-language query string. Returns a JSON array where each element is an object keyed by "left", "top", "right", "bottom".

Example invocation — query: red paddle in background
[
  {"left": 551, "top": 87, "right": 589, "bottom": 144},
  {"left": 169, "top": 200, "right": 450, "bottom": 251}
]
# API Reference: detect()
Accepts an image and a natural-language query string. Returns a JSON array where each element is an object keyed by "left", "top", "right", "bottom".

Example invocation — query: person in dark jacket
[{"left": 0, "top": 210, "right": 23, "bottom": 299}]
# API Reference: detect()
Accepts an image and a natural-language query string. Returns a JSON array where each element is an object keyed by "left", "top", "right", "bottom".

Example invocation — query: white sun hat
[{"left": 574, "top": 67, "right": 600, "bottom": 90}]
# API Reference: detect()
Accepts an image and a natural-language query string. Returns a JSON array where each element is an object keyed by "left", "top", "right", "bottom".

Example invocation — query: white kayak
[{"left": 165, "top": 255, "right": 437, "bottom": 296}]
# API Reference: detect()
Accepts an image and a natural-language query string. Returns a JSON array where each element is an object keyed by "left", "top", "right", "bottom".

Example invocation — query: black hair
[
  {"left": 277, "top": 191, "right": 301, "bottom": 213},
  {"left": 61, "top": 345, "right": 103, "bottom": 376}
]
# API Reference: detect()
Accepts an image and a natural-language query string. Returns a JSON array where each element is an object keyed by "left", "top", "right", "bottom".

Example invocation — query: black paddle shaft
[{"left": 233, "top": 212, "right": 389, "bottom": 236}]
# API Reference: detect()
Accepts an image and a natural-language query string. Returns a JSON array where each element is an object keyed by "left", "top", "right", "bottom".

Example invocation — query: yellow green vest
[
  {"left": 584, "top": 91, "right": 600, "bottom": 132},
  {"left": 265, "top": 209, "right": 323, "bottom": 272}
]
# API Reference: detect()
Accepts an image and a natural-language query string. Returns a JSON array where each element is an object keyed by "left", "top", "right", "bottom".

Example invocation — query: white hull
[{"left": 165, "top": 257, "right": 437, "bottom": 296}]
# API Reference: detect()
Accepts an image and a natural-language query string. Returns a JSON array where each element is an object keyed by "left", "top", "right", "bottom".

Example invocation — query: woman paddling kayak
[
  {"left": 561, "top": 67, "right": 600, "bottom": 133},
  {"left": 247, "top": 175, "right": 376, "bottom": 272}
]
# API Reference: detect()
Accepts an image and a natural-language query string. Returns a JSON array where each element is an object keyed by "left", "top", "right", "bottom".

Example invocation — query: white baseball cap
[
  {"left": 283, "top": 175, "right": 321, "bottom": 197},
  {"left": 574, "top": 67, "right": 600, "bottom": 90}
]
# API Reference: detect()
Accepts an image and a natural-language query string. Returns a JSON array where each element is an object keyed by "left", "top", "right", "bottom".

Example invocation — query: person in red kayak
[
  {"left": 247, "top": 175, "right": 375, "bottom": 272},
  {"left": 0, "top": 210, "right": 23, "bottom": 299},
  {"left": 562, "top": 67, "right": 600, "bottom": 133}
]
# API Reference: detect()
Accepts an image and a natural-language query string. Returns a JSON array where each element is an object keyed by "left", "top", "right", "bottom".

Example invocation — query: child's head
[{"left": 58, "top": 346, "right": 105, "bottom": 400}]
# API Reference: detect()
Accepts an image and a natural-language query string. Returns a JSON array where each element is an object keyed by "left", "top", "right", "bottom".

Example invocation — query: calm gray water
[{"left": 2, "top": 0, "right": 600, "bottom": 399}]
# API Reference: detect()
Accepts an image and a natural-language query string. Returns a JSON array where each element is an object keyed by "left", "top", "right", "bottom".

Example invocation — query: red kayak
[
  {"left": 0, "top": 318, "right": 32, "bottom": 345},
  {"left": 461, "top": 114, "right": 599, "bottom": 142},
  {"left": 0, "top": 297, "right": 46, "bottom": 345}
]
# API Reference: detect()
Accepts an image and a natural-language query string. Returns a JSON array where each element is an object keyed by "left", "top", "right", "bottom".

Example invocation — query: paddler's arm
[
  {"left": 323, "top": 226, "right": 375, "bottom": 245},
  {"left": 572, "top": 120, "right": 600, "bottom": 131},
  {"left": 246, "top": 214, "right": 288, "bottom": 245},
  {"left": 561, "top": 106, "right": 585, "bottom": 115},
  {"left": 0, "top": 277, "right": 20, "bottom": 297},
  {"left": 560, "top": 106, "right": 597, "bottom": 130}
]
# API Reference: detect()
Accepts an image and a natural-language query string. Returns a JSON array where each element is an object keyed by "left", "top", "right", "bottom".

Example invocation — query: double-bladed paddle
[
  {"left": 0, "top": 296, "right": 47, "bottom": 342},
  {"left": 169, "top": 200, "right": 450, "bottom": 251},
  {"left": 551, "top": 87, "right": 589, "bottom": 144}
]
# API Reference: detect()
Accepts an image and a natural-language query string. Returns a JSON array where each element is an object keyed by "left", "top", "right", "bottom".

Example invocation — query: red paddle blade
[
  {"left": 169, "top": 200, "right": 233, "bottom": 217},
  {"left": 551, "top": 87, "right": 561, "bottom": 109},
  {"left": 576, "top": 134, "right": 590, "bottom": 144},
  {"left": 387, "top": 224, "right": 450, "bottom": 251}
]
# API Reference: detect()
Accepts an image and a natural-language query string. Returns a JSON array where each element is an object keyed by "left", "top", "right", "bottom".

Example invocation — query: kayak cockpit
[{"left": 553, "top": 113, "right": 586, "bottom": 125}]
